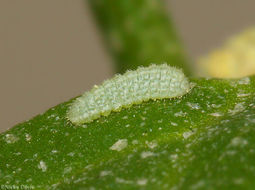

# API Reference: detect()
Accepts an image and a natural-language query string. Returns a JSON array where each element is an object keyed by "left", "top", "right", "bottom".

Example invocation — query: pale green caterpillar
[{"left": 67, "top": 64, "right": 191, "bottom": 125}]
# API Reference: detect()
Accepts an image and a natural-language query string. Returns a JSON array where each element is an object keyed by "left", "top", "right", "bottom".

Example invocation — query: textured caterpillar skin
[{"left": 67, "top": 64, "right": 191, "bottom": 125}]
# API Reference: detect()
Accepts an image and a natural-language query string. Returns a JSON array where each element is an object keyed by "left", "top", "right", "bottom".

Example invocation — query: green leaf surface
[
  {"left": 87, "top": 0, "right": 191, "bottom": 75},
  {"left": 1, "top": 76, "right": 255, "bottom": 189}
]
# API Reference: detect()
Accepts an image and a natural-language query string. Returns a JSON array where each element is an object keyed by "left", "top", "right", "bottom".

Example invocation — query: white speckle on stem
[
  {"left": 38, "top": 161, "right": 47, "bottom": 172},
  {"left": 141, "top": 151, "right": 155, "bottom": 159},
  {"left": 25, "top": 133, "right": 31, "bottom": 141},
  {"left": 100, "top": 170, "right": 112, "bottom": 177},
  {"left": 187, "top": 102, "right": 200, "bottom": 110},
  {"left": 137, "top": 178, "right": 148, "bottom": 186},
  {"left": 174, "top": 111, "right": 187, "bottom": 117},
  {"left": 238, "top": 77, "right": 250, "bottom": 85},
  {"left": 229, "top": 103, "right": 245, "bottom": 115},
  {"left": 5, "top": 134, "right": 19, "bottom": 144},
  {"left": 146, "top": 140, "right": 158, "bottom": 149},
  {"left": 237, "top": 93, "right": 250, "bottom": 97},
  {"left": 110, "top": 139, "right": 128, "bottom": 151},
  {"left": 210, "top": 112, "right": 223, "bottom": 117},
  {"left": 229, "top": 137, "right": 248, "bottom": 147},
  {"left": 183, "top": 131, "right": 194, "bottom": 139}
]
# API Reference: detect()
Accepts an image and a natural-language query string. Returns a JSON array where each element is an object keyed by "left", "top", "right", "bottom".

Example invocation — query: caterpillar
[{"left": 67, "top": 64, "right": 191, "bottom": 125}]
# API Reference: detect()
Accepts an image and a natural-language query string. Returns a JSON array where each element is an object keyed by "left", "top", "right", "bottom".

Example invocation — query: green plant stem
[
  {"left": 1, "top": 76, "right": 255, "bottom": 189},
  {"left": 87, "top": 0, "right": 191, "bottom": 75}
]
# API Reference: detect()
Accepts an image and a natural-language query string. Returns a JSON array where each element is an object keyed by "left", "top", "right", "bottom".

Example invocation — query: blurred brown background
[{"left": 1, "top": 0, "right": 255, "bottom": 132}]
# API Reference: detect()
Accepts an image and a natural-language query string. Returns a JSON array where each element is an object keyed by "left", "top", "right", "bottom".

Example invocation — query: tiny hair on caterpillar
[{"left": 67, "top": 64, "right": 191, "bottom": 125}]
